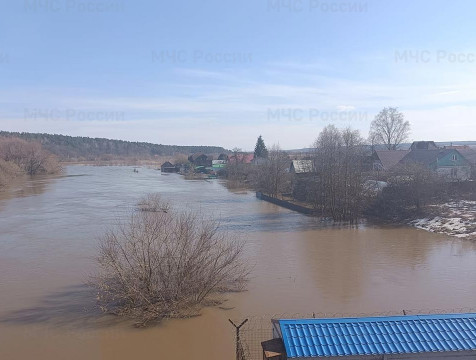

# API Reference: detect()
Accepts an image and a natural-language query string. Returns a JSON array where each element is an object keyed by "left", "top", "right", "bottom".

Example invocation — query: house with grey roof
[
  {"left": 400, "top": 149, "right": 471, "bottom": 181},
  {"left": 457, "top": 148, "right": 476, "bottom": 179},
  {"left": 290, "top": 160, "right": 314, "bottom": 175},
  {"left": 372, "top": 141, "right": 472, "bottom": 181},
  {"left": 188, "top": 153, "right": 212, "bottom": 167},
  {"left": 372, "top": 150, "right": 410, "bottom": 171},
  {"left": 160, "top": 161, "right": 178, "bottom": 173}
]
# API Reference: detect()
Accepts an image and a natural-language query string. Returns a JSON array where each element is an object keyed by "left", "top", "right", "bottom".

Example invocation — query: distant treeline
[{"left": 0, "top": 131, "right": 227, "bottom": 161}]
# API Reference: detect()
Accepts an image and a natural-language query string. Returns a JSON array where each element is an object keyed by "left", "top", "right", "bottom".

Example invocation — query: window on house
[
  {"left": 374, "top": 163, "right": 383, "bottom": 171},
  {"left": 451, "top": 168, "right": 458, "bottom": 177},
  {"left": 452, "top": 154, "right": 457, "bottom": 161}
]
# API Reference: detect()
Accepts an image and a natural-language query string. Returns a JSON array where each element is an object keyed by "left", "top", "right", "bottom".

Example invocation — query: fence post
[{"left": 229, "top": 319, "right": 249, "bottom": 360}]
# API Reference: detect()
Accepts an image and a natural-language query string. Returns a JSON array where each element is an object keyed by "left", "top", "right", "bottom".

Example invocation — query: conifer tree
[{"left": 253, "top": 135, "right": 268, "bottom": 159}]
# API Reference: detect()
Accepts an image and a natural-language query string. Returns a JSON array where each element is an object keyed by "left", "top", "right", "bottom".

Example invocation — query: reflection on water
[
  {"left": 1, "top": 284, "right": 102, "bottom": 329},
  {"left": 0, "top": 174, "right": 57, "bottom": 209},
  {"left": 1, "top": 165, "right": 476, "bottom": 360}
]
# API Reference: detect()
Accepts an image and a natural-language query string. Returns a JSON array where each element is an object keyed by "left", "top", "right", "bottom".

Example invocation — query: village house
[
  {"left": 289, "top": 160, "right": 314, "bottom": 175},
  {"left": 289, "top": 160, "right": 315, "bottom": 201},
  {"left": 160, "top": 161, "right": 178, "bottom": 173},
  {"left": 228, "top": 153, "right": 254, "bottom": 164},
  {"left": 262, "top": 313, "right": 476, "bottom": 360},
  {"left": 453, "top": 147, "right": 476, "bottom": 179},
  {"left": 400, "top": 148, "right": 471, "bottom": 181},
  {"left": 371, "top": 142, "right": 473, "bottom": 181},
  {"left": 217, "top": 153, "right": 229, "bottom": 161},
  {"left": 372, "top": 150, "right": 410, "bottom": 171},
  {"left": 188, "top": 153, "right": 212, "bottom": 167}
]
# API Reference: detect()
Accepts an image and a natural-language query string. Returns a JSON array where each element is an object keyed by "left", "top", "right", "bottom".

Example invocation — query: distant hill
[{"left": 0, "top": 131, "right": 228, "bottom": 161}]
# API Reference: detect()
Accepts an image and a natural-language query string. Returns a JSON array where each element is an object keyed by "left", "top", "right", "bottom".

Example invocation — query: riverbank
[
  {"left": 411, "top": 201, "right": 476, "bottom": 240},
  {"left": 255, "top": 189, "right": 476, "bottom": 240}
]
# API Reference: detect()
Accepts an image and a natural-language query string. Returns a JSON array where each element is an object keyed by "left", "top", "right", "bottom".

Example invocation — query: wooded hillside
[{"left": 0, "top": 132, "right": 227, "bottom": 161}]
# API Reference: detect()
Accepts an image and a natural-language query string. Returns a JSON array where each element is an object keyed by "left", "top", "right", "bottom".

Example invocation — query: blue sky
[{"left": 1, "top": 0, "right": 476, "bottom": 150}]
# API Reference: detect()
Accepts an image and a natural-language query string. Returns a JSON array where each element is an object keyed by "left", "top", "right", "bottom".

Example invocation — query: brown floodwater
[{"left": 1, "top": 166, "right": 476, "bottom": 359}]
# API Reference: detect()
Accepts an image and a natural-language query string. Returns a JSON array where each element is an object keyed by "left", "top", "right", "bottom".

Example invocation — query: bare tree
[
  {"left": 91, "top": 194, "right": 248, "bottom": 326},
  {"left": 368, "top": 163, "right": 443, "bottom": 219},
  {"left": 172, "top": 153, "right": 189, "bottom": 165},
  {"left": 23, "top": 142, "right": 50, "bottom": 175},
  {"left": 310, "top": 126, "right": 365, "bottom": 222},
  {"left": 136, "top": 193, "right": 171, "bottom": 212},
  {"left": 0, "top": 159, "right": 21, "bottom": 188},
  {"left": 390, "top": 163, "right": 441, "bottom": 212},
  {"left": 226, "top": 147, "right": 252, "bottom": 188},
  {"left": 370, "top": 107, "right": 410, "bottom": 150},
  {"left": 253, "top": 144, "right": 290, "bottom": 198},
  {"left": 0, "top": 137, "right": 61, "bottom": 175}
]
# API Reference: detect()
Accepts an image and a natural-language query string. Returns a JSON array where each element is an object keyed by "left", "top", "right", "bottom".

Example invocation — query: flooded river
[{"left": 1, "top": 166, "right": 476, "bottom": 359}]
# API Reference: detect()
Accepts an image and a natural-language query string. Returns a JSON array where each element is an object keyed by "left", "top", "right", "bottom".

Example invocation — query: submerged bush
[
  {"left": 0, "top": 159, "right": 21, "bottom": 188},
  {"left": 0, "top": 137, "right": 61, "bottom": 176},
  {"left": 91, "top": 194, "right": 248, "bottom": 326}
]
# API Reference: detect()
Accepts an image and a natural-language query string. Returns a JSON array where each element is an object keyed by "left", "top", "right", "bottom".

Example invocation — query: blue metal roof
[{"left": 278, "top": 313, "right": 476, "bottom": 358}]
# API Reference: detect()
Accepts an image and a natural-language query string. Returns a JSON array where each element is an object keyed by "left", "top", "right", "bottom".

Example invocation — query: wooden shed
[
  {"left": 160, "top": 161, "right": 178, "bottom": 173},
  {"left": 188, "top": 153, "right": 212, "bottom": 167}
]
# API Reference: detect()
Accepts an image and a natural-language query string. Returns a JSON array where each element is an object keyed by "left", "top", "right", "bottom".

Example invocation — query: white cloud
[{"left": 2, "top": 56, "right": 476, "bottom": 149}]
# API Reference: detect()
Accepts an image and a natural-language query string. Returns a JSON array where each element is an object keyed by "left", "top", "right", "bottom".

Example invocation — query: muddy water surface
[{"left": 1, "top": 166, "right": 476, "bottom": 359}]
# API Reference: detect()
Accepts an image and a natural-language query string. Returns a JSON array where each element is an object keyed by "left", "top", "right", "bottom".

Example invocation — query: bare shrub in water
[
  {"left": 136, "top": 193, "right": 170, "bottom": 212},
  {"left": 0, "top": 137, "right": 61, "bottom": 176},
  {"left": 0, "top": 159, "right": 22, "bottom": 188},
  {"left": 92, "top": 194, "right": 248, "bottom": 326}
]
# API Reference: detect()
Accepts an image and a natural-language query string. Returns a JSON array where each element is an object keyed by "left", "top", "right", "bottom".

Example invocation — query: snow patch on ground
[{"left": 411, "top": 201, "right": 476, "bottom": 240}]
